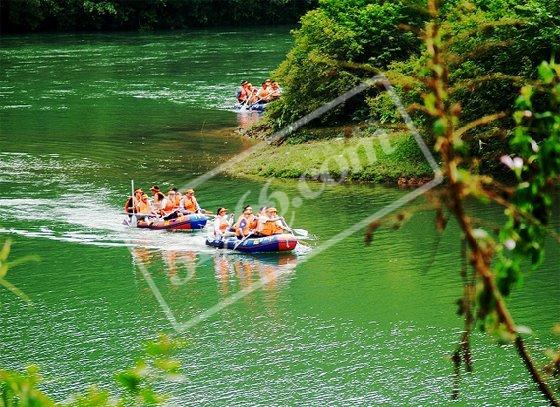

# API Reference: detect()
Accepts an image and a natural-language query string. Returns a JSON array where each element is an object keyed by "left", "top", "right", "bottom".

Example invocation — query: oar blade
[{"left": 292, "top": 228, "right": 308, "bottom": 237}]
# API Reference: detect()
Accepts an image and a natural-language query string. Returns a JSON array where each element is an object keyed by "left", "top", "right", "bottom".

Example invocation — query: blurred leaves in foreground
[{"left": 0, "top": 334, "right": 185, "bottom": 407}]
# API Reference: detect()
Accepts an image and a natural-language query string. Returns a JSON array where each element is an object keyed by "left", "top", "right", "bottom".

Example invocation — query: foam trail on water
[{"left": 0, "top": 194, "right": 214, "bottom": 252}]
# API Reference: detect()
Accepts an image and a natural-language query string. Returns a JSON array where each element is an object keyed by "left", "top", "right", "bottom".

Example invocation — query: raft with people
[
  {"left": 234, "top": 78, "right": 281, "bottom": 112},
  {"left": 206, "top": 233, "right": 298, "bottom": 253},
  {"left": 124, "top": 185, "right": 208, "bottom": 231},
  {"left": 123, "top": 185, "right": 308, "bottom": 254},
  {"left": 135, "top": 213, "right": 208, "bottom": 230}
]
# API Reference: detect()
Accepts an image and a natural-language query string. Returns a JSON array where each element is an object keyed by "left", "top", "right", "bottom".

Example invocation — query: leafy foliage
[
  {"left": 267, "top": 0, "right": 559, "bottom": 166},
  {"left": 266, "top": 0, "right": 426, "bottom": 129},
  {"left": 492, "top": 61, "right": 560, "bottom": 301},
  {"left": 364, "top": 1, "right": 559, "bottom": 401},
  {"left": 0, "top": 240, "right": 39, "bottom": 304},
  {"left": 0, "top": 335, "right": 185, "bottom": 407}
]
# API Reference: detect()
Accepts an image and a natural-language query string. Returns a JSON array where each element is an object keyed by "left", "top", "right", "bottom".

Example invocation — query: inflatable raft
[
  {"left": 233, "top": 102, "right": 267, "bottom": 113},
  {"left": 135, "top": 213, "right": 207, "bottom": 230},
  {"left": 206, "top": 233, "right": 298, "bottom": 253}
]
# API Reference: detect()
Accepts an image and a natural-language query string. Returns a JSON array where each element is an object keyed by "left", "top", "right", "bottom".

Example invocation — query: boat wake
[
  {"left": 0, "top": 194, "right": 212, "bottom": 252},
  {"left": 0, "top": 194, "right": 312, "bottom": 255}
]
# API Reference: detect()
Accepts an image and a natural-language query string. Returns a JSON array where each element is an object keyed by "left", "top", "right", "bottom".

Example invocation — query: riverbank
[{"left": 227, "top": 128, "right": 435, "bottom": 186}]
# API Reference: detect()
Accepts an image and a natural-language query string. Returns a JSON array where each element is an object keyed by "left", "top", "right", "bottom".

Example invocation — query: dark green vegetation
[
  {"left": 260, "top": 0, "right": 559, "bottom": 176},
  {"left": 0, "top": 0, "right": 316, "bottom": 33}
]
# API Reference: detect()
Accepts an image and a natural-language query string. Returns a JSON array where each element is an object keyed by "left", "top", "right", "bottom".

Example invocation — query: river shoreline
[{"left": 226, "top": 125, "right": 435, "bottom": 186}]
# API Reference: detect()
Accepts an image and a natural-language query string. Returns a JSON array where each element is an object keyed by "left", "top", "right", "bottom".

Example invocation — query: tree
[{"left": 366, "top": 1, "right": 560, "bottom": 403}]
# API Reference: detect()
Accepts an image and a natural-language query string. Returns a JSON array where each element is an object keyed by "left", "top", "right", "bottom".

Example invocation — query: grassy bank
[{"left": 227, "top": 130, "right": 435, "bottom": 185}]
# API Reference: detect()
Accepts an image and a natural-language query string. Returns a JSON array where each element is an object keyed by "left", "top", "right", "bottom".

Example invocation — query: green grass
[{"left": 228, "top": 131, "right": 435, "bottom": 183}]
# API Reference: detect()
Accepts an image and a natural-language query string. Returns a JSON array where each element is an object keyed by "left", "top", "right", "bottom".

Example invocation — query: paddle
[
  {"left": 280, "top": 217, "right": 308, "bottom": 238},
  {"left": 200, "top": 209, "right": 217, "bottom": 217},
  {"left": 230, "top": 216, "right": 252, "bottom": 249},
  {"left": 130, "top": 180, "right": 137, "bottom": 227},
  {"left": 239, "top": 92, "right": 252, "bottom": 111},
  {"left": 233, "top": 230, "right": 253, "bottom": 250}
]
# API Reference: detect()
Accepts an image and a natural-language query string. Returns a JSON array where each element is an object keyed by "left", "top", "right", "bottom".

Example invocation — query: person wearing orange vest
[
  {"left": 170, "top": 187, "right": 182, "bottom": 207},
  {"left": 234, "top": 205, "right": 258, "bottom": 238},
  {"left": 136, "top": 193, "right": 154, "bottom": 215},
  {"left": 161, "top": 189, "right": 180, "bottom": 220},
  {"left": 256, "top": 81, "right": 271, "bottom": 103},
  {"left": 124, "top": 188, "right": 143, "bottom": 213},
  {"left": 163, "top": 189, "right": 178, "bottom": 212},
  {"left": 213, "top": 207, "right": 233, "bottom": 237},
  {"left": 180, "top": 188, "right": 201, "bottom": 214},
  {"left": 257, "top": 207, "right": 286, "bottom": 236}
]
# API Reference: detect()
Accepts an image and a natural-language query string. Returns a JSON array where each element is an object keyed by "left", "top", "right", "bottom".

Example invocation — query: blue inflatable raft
[
  {"left": 206, "top": 233, "right": 298, "bottom": 253},
  {"left": 124, "top": 213, "right": 207, "bottom": 230},
  {"left": 234, "top": 102, "right": 267, "bottom": 113}
]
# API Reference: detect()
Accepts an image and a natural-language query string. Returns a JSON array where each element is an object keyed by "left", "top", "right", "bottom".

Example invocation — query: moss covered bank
[{"left": 226, "top": 130, "right": 435, "bottom": 186}]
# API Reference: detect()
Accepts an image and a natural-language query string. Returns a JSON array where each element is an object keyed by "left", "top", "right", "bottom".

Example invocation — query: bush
[{"left": 267, "top": 0, "right": 426, "bottom": 129}]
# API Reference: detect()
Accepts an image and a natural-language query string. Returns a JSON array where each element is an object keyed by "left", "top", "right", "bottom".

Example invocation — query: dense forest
[{"left": 0, "top": 0, "right": 317, "bottom": 33}]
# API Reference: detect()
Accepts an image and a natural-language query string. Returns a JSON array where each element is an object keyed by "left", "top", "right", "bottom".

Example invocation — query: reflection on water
[
  {"left": 236, "top": 111, "right": 263, "bottom": 129},
  {"left": 131, "top": 246, "right": 299, "bottom": 322},
  {"left": 213, "top": 252, "right": 297, "bottom": 295}
]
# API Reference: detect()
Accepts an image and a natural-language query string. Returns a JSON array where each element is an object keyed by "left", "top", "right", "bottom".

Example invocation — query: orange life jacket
[
  {"left": 182, "top": 196, "right": 198, "bottom": 212},
  {"left": 163, "top": 198, "right": 175, "bottom": 212},
  {"left": 260, "top": 219, "right": 283, "bottom": 236},
  {"left": 236, "top": 215, "right": 257, "bottom": 236},
  {"left": 216, "top": 215, "right": 229, "bottom": 234},
  {"left": 137, "top": 200, "right": 151, "bottom": 214}
]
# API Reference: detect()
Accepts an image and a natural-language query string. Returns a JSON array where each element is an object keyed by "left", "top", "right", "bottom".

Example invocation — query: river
[{"left": 0, "top": 28, "right": 558, "bottom": 406}]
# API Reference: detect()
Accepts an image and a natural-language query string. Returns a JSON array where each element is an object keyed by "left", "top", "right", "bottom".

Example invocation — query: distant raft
[
  {"left": 206, "top": 233, "right": 298, "bottom": 253},
  {"left": 133, "top": 213, "right": 208, "bottom": 230},
  {"left": 233, "top": 102, "right": 267, "bottom": 113}
]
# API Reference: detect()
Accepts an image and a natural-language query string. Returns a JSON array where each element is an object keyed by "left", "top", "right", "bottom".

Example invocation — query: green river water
[{"left": 0, "top": 28, "right": 559, "bottom": 406}]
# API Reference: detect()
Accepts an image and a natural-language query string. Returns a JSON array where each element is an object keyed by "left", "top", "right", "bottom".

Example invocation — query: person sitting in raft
[
  {"left": 170, "top": 187, "right": 182, "bottom": 207},
  {"left": 246, "top": 83, "right": 259, "bottom": 105},
  {"left": 256, "top": 207, "right": 287, "bottom": 236},
  {"left": 234, "top": 205, "right": 258, "bottom": 239},
  {"left": 236, "top": 80, "right": 249, "bottom": 103},
  {"left": 180, "top": 188, "right": 201, "bottom": 214},
  {"left": 161, "top": 189, "right": 180, "bottom": 220},
  {"left": 214, "top": 207, "right": 234, "bottom": 238},
  {"left": 270, "top": 81, "right": 282, "bottom": 100},
  {"left": 136, "top": 193, "right": 155, "bottom": 215},
  {"left": 124, "top": 188, "right": 144, "bottom": 214},
  {"left": 256, "top": 81, "right": 271, "bottom": 103},
  {"left": 153, "top": 191, "right": 166, "bottom": 215},
  {"left": 150, "top": 184, "right": 160, "bottom": 198}
]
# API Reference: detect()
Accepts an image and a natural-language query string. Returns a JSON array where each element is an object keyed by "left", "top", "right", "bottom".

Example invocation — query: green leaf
[
  {"left": 538, "top": 61, "right": 555, "bottom": 84},
  {"left": 423, "top": 93, "right": 437, "bottom": 114},
  {"left": 0, "top": 278, "right": 31, "bottom": 303},
  {"left": 0, "top": 240, "right": 11, "bottom": 261},
  {"left": 433, "top": 118, "right": 447, "bottom": 136}
]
